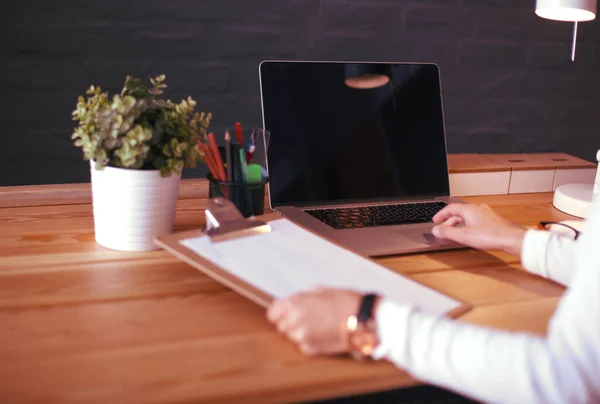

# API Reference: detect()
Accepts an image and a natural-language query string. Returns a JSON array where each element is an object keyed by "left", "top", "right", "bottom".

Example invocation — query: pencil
[
  {"left": 198, "top": 141, "right": 219, "bottom": 180},
  {"left": 208, "top": 132, "right": 227, "bottom": 182},
  {"left": 225, "top": 131, "right": 232, "bottom": 182},
  {"left": 200, "top": 141, "right": 229, "bottom": 197}
]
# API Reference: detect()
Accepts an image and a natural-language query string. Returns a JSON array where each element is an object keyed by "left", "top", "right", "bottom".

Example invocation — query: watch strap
[{"left": 357, "top": 293, "right": 378, "bottom": 324}]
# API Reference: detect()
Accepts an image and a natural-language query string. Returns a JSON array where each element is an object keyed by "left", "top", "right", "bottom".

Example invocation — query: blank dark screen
[{"left": 260, "top": 62, "right": 450, "bottom": 208}]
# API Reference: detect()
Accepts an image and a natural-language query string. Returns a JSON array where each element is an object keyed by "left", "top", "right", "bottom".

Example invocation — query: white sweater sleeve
[
  {"left": 520, "top": 229, "right": 578, "bottom": 287},
  {"left": 371, "top": 202, "right": 600, "bottom": 403}
]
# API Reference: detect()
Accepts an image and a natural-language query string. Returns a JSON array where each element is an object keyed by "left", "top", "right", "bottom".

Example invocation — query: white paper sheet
[{"left": 179, "top": 218, "right": 462, "bottom": 315}]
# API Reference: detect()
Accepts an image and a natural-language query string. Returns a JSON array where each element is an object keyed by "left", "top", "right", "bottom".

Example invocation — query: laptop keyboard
[{"left": 305, "top": 201, "right": 447, "bottom": 230}]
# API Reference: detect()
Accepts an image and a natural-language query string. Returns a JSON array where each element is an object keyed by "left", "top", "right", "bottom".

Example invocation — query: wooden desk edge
[{"left": 3, "top": 153, "right": 593, "bottom": 207}]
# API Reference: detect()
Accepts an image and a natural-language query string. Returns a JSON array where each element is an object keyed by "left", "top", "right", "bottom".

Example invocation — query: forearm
[
  {"left": 520, "top": 230, "right": 577, "bottom": 286},
  {"left": 372, "top": 300, "right": 591, "bottom": 404}
]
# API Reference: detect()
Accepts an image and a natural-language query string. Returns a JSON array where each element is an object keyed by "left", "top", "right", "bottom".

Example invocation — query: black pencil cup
[{"left": 207, "top": 174, "right": 269, "bottom": 218}]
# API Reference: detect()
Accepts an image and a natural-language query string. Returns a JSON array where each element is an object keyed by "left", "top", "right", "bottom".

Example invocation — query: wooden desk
[{"left": 0, "top": 181, "right": 575, "bottom": 404}]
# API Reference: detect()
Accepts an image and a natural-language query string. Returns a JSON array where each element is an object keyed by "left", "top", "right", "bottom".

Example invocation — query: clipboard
[{"left": 155, "top": 198, "right": 471, "bottom": 318}]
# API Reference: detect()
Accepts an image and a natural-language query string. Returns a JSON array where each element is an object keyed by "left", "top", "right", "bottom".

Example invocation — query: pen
[
  {"left": 236, "top": 122, "right": 243, "bottom": 144},
  {"left": 239, "top": 149, "right": 248, "bottom": 183},
  {"left": 246, "top": 143, "right": 255, "bottom": 164},
  {"left": 244, "top": 135, "right": 254, "bottom": 163},
  {"left": 225, "top": 131, "right": 232, "bottom": 182}
]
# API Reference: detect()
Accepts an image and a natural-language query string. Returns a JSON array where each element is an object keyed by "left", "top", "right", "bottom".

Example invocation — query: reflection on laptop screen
[{"left": 260, "top": 61, "right": 450, "bottom": 208}]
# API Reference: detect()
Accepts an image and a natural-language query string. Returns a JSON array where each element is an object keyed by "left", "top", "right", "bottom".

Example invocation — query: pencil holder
[{"left": 207, "top": 174, "right": 269, "bottom": 218}]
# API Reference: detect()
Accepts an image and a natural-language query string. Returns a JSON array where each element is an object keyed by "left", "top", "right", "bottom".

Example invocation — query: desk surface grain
[{"left": 0, "top": 181, "right": 575, "bottom": 404}]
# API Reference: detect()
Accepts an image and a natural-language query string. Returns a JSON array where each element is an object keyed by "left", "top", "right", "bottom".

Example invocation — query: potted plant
[{"left": 71, "top": 74, "right": 212, "bottom": 251}]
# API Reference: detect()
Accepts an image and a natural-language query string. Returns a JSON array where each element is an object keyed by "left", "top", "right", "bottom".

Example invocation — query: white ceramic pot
[{"left": 90, "top": 160, "right": 181, "bottom": 251}]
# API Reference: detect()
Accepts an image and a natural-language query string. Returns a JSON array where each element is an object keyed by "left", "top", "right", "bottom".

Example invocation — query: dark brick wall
[{"left": 1, "top": 0, "right": 599, "bottom": 186}]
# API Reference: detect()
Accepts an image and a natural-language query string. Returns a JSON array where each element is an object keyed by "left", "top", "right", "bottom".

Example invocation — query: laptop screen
[{"left": 259, "top": 61, "right": 450, "bottom": 208}]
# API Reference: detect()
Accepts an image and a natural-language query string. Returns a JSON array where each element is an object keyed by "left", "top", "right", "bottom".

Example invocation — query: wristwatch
[{"left": 346, "top": 293, "right": 380, "bottom": 360}]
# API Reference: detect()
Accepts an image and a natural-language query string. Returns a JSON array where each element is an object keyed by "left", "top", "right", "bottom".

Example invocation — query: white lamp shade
[{"left": 536, "top": 0, "right": 597, "bottom": 21}]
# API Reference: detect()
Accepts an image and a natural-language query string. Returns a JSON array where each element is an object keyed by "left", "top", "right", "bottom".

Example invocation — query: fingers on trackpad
[{"left": 392, "top": 226, "right": 453, "bottom": 247}]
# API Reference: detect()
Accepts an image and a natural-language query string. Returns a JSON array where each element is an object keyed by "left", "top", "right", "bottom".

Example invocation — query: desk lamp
[
  {"left": 535, "top": 0, "right": 596, "bottom": 61},
  {"left": 553, "top": 150, "right": 600, "bottom": 218},
  {"left": 535, "top": 1, "right": 599, "bottom": 218}
]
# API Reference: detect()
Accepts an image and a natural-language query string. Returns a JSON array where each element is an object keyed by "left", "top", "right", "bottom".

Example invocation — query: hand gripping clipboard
[{"left": 155, "top": 198, "right": 471, "bottom": 317}]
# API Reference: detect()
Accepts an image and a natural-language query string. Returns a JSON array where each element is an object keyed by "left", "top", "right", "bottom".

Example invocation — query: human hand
[
  {"left": 432, "top": 203, "right": 527, "bottom": 256},
  {"left": 266, "top": 287, "right": 363, "bottom": 356}
]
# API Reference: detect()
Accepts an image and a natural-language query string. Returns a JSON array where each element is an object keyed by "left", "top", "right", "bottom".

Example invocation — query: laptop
[{"left": 258, "top": 60, "right": 465, "bottom": 256}]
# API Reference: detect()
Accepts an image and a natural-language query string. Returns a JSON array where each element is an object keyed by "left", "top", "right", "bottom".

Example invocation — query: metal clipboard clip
[{"left": 204, "top": 197, "right": 271, "bottom": 242}]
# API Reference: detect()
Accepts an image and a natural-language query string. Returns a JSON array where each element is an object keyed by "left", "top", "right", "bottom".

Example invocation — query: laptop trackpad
[
  {"left": 401, "top": 227, "right": 458, "bottom": 247},
  {"left": 335, "top": 225, "right": 458, "bottom": 254}
]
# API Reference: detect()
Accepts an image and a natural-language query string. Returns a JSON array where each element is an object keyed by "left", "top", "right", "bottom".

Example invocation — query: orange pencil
[
  {"left": 207, "top": 132, "right": 227, "bottom": 182},
  {"left": 201, "top": 137, "right": 219, "bottom": 179},
  {"left": 198, "top": 141, "right": 220, "bottom": 180},
  {"left": 200, "top": 140, "right": 229, "bottom": 197},
  {"left": 200, "top": 143, "right": 215, "bottom": 176},
  {"left": 204, "top": 142, "right": 229, "bottom": 197}
]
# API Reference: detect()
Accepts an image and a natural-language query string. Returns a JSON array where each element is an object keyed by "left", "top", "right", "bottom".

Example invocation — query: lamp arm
[{"left": 594, "top": 149, "right": 600, "bottom": 195}]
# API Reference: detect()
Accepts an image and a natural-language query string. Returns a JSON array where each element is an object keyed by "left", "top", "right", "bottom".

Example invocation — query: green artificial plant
[{"left": 72, "top": 74, "right": 212, "bottom": 177}]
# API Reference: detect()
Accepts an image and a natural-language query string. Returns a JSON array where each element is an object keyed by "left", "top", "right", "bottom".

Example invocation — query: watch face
[{"left": 350, "top": 327, "right": 379, "bottom": 357}]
